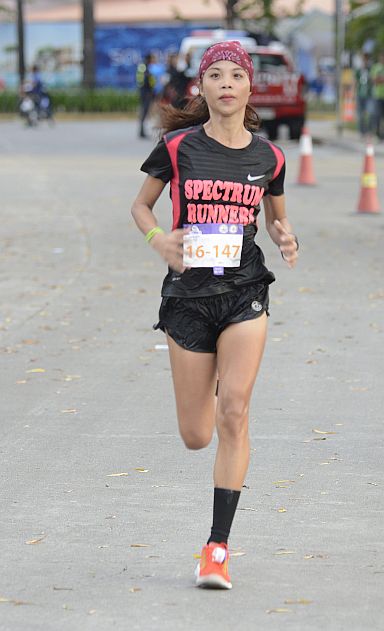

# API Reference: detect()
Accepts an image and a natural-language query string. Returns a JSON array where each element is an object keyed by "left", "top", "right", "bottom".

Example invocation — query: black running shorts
[{"left": 154, "top": 282, "right": 270, "bottom": 353}]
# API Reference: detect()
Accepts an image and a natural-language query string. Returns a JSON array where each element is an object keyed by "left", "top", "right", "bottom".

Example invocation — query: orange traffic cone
[
  {"left": 357, "top": 142, "right": 380, "bottom": 214},
  {"left": 297, "top": 127, "right": 316, "bottom": 185}
]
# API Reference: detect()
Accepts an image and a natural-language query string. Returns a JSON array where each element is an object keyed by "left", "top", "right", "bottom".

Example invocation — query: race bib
[{"left": 183, "top": 224, "right": 243, "bottom": 271}]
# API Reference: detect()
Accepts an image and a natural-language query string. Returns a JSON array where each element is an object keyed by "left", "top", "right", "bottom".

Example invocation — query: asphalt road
[{"left": 1, "top": 117, "right": 383, "bottom": 631}]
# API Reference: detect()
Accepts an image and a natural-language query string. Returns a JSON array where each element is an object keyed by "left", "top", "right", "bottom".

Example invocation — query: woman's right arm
[{"left": 131, "top": 175, "right": 188, "bottom": 273}]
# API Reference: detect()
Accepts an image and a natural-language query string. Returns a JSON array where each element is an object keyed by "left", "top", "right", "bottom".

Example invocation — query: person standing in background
[
  {"left": 355, "top": 53, "right": 374, "bottom": 137},
  {"left": 136, "top": 52, "right": 156, "bottom": 139},
  {"left": 149, "top": 54, "right": 167, "bottom": 103},
  {"left": 163, "top": 53, "right": 190, "bottom": 108},
  {"left": 370, "top": 51, "right": 384, "bottom": 140}
]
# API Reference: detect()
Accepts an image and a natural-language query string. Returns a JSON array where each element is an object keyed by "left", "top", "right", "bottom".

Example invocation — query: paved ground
[{"left": 0, "top": 116, "right": 383, "bottom": 631}]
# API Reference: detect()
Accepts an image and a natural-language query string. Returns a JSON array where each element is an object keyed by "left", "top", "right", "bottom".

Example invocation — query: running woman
[{"left": 131, "top": 41, "right": 298, "bottom": 590}]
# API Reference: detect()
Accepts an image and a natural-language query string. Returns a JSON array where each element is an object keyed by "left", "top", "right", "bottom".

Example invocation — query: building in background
[
  {"left": 0, "top": 0, "right": 335, "bottom": 92},
  {"left": 276, "top": 10, "right": 337, "bottom": 103},
  {"left": 0, "top": 0, "right": 225, "bottom": 89}
]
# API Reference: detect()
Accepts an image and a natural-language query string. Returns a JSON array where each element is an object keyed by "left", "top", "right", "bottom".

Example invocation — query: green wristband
[{"left": 145, "top": 226, "right": 164, "bottom": 243}]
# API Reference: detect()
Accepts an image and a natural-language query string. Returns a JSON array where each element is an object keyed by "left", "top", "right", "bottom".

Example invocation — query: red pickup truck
[{"left": 178, "top": 31, "right": 306, "bottom": 140}]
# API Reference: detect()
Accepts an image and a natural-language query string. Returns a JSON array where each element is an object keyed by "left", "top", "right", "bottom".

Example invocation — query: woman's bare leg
[
  {"left": 214, "top": 315, "right": 268, "bottom": 490},
  {"left": 166, "top": 334, "right": 218, "bottom": 449}
]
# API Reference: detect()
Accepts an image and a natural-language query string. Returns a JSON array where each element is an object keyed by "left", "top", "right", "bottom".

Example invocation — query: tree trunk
[
  {"left": 82, "top": 0, "right": 95, "bottom": 89},
  {"left": 16, "top": 0, "right": 25, "bottom": 84},
  {"left": 225, "top": 0, "right": 238, "bottom": 28}
]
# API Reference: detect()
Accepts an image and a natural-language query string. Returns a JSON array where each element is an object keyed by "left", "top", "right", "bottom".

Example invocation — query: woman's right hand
[{"left": 150, "top": 228, "right": 189, "bottom": 273}]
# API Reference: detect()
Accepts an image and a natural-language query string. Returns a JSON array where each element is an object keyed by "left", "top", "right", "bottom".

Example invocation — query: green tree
[
  {"left": 346, "top": 0, "right": 384, "bottom": 53},
  {"left": 16, "top": 0, "right": 25, "bottom": 83},
  {"left": 0, "top": 2, "right": 24, "bottom": 83},
  {"left": 219, "top": 0, "right": 304, "bottom": 32},
  {"left": 0, "top": 3, "right": 13, "bottom": 16},
  {"left": 82, "top": 0, "right": 95, "bottom": 89}
]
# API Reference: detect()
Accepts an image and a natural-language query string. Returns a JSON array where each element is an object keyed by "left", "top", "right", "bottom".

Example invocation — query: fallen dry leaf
[
  {"left": 129, "top": 587, "right": 142, "bottom": 593},
  {"left": 274, "top": 480, "right": 295, "bottom": 484},
  {"left": 284, "top": 599, "right": 312, "bottom": 605},
  {"left": 193, "top": 553, "right": 201, "bottom": 559},
  {"left": 106, "top": 472, "right": 129, "bottom": 477},
  {"left": 274, "top": 550, "right": 296, "bottom": 555},
  {"left": 135, "top": 468, "right": 149, "bottom": 473},
  {"left": 274, "top": 480, "right": 295, "bottom": 488},
  {"left": 61, "top": 409, "right": 78, "bottom": 414},
  {"left": 312, "top": 429, "right": 337, "bottom": 435},
  {"left": 26, "top": 368, "right": 45, "bottom": 374},
  {"left": 266, "top": 608, "right": 293, "bottom": 614},
  {"left": 26, "top": 535, "right": 46, "bottom": 545},
  {"left": 277, "top": 507, "right": 287, "bottom": 513},
  {"left": 230, "top": 551, "right": 246, "bottom": 557},
  {"left": 130, "top": 544, "right": 150, "bottom": 548}
]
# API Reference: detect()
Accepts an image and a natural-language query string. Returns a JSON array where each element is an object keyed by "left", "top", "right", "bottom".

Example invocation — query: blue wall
[
  {"left": 0, "top": 22, "right": 216, "bottom": 89},
  {"left": 96, "top": 25, "right": 214, "bottom": 89}
]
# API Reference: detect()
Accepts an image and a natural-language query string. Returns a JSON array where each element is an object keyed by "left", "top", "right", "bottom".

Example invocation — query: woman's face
[{"left": 200, "top": 60, "right": 251, "bottom": 118}]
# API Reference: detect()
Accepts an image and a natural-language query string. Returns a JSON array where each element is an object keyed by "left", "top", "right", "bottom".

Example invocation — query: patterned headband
[{"left": 199, "top": 41, "right": 254, "bottom": 87}]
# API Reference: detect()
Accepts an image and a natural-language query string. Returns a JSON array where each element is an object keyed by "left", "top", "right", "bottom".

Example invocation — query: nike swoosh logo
[{"left": 247, "top": 173, "right": 265, "bottom": 181}]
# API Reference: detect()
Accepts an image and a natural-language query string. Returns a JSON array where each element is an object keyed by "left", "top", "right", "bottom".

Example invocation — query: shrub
[{"left": 0, "top": 89, "right": 139, "bottom": 113}]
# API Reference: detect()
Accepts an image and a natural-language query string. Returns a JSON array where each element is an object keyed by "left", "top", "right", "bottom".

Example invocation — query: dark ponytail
[{"left": 159, "top": 95, "right": 261, "bottom": 134}]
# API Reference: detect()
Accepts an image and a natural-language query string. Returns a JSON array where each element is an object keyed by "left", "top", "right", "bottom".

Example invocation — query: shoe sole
[{"left": 195, "top": 573, "right": 232, "bottom": 589}]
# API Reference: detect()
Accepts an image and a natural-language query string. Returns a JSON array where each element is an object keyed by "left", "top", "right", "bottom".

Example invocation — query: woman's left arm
[{"left": 263, "top": 194, "right": 299, "bottom": 269}]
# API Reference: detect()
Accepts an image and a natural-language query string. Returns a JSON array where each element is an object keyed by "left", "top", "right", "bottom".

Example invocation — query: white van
[{"left": 177, "top": 29, "right": 258, "bottom": 79}]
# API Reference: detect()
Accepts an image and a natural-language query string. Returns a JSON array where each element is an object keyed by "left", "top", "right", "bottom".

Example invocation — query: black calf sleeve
[{"left": 207, "top": 487, "right": 241, "bottom": 545}]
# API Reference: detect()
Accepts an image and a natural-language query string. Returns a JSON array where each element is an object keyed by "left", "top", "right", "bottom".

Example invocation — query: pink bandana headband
[{"left": 198, "top": 41, "right": 254, "bottom": 87}]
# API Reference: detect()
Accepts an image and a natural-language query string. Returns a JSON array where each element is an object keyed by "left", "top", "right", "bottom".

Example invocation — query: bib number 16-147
[{"left": 183, "top": 224, "right": 244, "bottom": 269}]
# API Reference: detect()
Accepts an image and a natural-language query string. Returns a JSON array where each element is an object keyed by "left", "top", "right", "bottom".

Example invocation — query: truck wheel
[{"left": 289, "top": 118, "right": 304, "bottom": 140}]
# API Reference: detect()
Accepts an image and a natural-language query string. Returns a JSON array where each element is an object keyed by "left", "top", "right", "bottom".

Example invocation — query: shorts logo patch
[{"left": 251, "top": 300, "right": 263, "bottom": 312}]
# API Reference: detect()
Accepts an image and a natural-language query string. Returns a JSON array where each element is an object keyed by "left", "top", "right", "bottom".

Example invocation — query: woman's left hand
[{"left": 273, "top": 219, "right": 299, "bottom": 268}]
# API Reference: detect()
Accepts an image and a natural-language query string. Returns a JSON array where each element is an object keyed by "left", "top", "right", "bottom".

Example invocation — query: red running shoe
[{"left": 195, "top": 542, "right": 232, "bottom": 589}]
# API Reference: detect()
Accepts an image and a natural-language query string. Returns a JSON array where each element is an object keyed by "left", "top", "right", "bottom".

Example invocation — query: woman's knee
[
  {"left": 179, "top": 425, "right": 213, "bottom": 450},
  {"left": 216, "top": 394, "right": 249, "bottom": 441}
]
